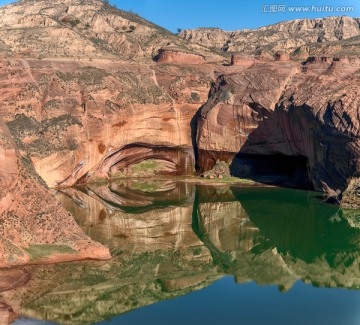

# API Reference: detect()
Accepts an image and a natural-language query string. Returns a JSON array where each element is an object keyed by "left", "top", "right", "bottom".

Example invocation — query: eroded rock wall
[
  {"left": 0, "top": 114, "right": 111, "bottom": 267},
  {"left": 1, "top": 59, "right": 215, "bottom": 186},
  {"left": 196, "top": 58, "right": 360, "bottom": 193}
]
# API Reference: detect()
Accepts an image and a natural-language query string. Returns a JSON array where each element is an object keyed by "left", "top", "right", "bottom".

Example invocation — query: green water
[{"left": 8, "top": 181, "right": 360, "bottom": 324}]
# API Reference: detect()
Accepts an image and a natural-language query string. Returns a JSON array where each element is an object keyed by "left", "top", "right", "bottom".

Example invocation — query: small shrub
[{"left": 190, "top": 92, "right": 201, "bottom": 102}]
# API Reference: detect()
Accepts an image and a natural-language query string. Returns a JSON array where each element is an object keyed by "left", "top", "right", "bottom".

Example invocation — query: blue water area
[{"left": 98, "top": 277, "right": 360, "bottom": 325}]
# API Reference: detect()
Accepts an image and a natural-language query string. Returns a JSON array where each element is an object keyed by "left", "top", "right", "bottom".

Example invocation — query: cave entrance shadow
[
  {"left": 227, "top": 104, "right": 316, "bottom": 191},
  {"left": 230, "top": 153, "right": 314, "bottom": 190}
]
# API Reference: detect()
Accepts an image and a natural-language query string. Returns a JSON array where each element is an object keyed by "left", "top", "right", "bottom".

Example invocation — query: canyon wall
[
  {"left": 196, "top": 57, "right": 360, "bottom": 193},
  {"left": 1, "top": 59, "right": 214, "bottom": 187},
  {"left": 0, "top": 114, "right": 111, "bottom": 267}
]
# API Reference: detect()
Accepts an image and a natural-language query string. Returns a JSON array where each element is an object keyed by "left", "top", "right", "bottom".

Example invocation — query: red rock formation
[
  {"left": 156, "top": 48, "right": 204, "bottom": 65},
  {"left": 196, "top": 61, "right": 299, "bottom": 171},
  {"left": 231, "top": 54, "right": 255, "bottom": 67},
  {"left": 274, "top": 52, "right": 290, "bottom": 61},
  {"left": 196, "top": 58, "right": 360, "bottom": 194},
  {"left": 0, "top": 56, "right": 220, "bottom": 187},
  {"left": 0, "top": 114, "right": 111, "bottom": 267}
]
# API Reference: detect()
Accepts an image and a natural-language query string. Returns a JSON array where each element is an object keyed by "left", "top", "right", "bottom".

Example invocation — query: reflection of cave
[{"left": 230, "top": 154, "right": 313, "bottom": 189}]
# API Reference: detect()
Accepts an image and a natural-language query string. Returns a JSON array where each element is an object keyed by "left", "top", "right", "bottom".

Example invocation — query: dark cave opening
[{"left": 230, "top": 154, "right": 314, "bottom": 190}]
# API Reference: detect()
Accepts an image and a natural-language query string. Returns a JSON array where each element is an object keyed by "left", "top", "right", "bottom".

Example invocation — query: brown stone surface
[
  {"left": 0, "top": 0, "right": 359, "bottom": 268},
  {"left": 0, "top": 270, "right": 30, "bottom": 293},
  {"left": 0, "top": 0, "right": 221, "bottom": 62},
  {"left": 274, "top": 52, "right": 290, "bottom": 61},
  {"left": 1, "top": 58, "right": 217, "bottom": 187}
]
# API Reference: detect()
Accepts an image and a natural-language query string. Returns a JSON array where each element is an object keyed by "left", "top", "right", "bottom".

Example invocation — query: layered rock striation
[{"left": 196, "top": 57, "right": 360, "bottom": 193}]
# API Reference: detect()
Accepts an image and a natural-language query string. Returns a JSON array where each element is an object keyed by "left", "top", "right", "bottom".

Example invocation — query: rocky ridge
[
  {"left": 179, "top": 16, "right": 360, "bottom": 56},
  {"left": 0, "top": 0, "right": 223, "bottom": 62}
]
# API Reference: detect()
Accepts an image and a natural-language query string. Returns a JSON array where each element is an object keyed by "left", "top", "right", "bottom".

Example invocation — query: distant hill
[{"left": 179, "top": 16, "right": 360, "bottom": 56}]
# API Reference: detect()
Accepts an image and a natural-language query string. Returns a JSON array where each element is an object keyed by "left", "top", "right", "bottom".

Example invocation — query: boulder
[{"left": 156, "top": 48, "right": 204, "bottom": 65}]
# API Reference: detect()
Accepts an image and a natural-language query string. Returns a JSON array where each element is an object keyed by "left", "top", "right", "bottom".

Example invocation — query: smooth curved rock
[{"left": 196, "top": 58, "right": 360, "bottom": 194}]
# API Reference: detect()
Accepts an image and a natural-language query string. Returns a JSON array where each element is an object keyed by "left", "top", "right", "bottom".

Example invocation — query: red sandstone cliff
[
  {"left": 0, "top": 114, "right": 111, "bottom": 267},
  {"left": 196, "top": 56, "right": 360, "bottom": 193}
]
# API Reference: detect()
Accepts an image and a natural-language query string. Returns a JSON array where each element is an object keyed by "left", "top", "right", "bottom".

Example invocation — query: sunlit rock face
[
  {"left": 230, "top": 54, "right": 256, "bottom": 67},
  {"left": 0, "top": 0, "right": 225, "bottom": 187},
  {"left": 2, "top": 59, "right": 211, "bottom": 187},
  {"left": 0, "top": 0, "right": 221, "bottom": 61},
  {"left": 196, "top": 57, "right": 360, "bottom": 193},
  {"left": 0, "top": 115, "right": 111, "bottom": 267}
]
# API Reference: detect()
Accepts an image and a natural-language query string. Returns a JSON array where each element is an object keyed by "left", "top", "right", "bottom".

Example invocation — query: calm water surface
[{"left": 7, "top": 181, "right": 360, "bottom": 325}]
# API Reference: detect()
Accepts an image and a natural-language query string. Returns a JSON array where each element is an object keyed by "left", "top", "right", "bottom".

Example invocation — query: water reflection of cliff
[{"left": 1, "top": 181, "right": 360, "bottom": 324}]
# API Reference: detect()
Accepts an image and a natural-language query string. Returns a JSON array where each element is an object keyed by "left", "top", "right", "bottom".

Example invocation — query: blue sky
[{"left": 0, "top": 0, "right": 358, "bottom": 32}]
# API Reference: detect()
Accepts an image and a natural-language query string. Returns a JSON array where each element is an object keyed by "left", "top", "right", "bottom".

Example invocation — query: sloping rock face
[
  {"left": 0, "top": 114, "right": 110, "bottom": 267},
  {"left": 156, "top": 48, "right": 204, "bottom": 65},
  {"left": 196, "top": 57, "right": 360, "bottom": 193},
  {"left": 0, "top": 0, "right": 213, "bottom": 61},
  {"left": 180, "top": 17, "right": 360, "bottom": 55}
]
